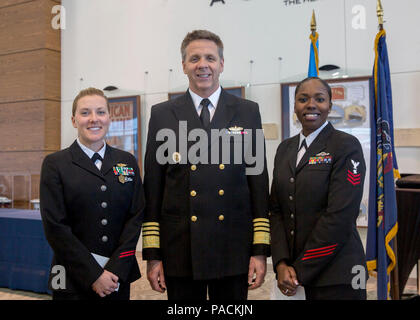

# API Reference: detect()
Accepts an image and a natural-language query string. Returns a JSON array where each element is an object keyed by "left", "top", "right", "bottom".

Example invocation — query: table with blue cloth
[{"left": 0, "top": 208, "right": 53, "bottom": 294}]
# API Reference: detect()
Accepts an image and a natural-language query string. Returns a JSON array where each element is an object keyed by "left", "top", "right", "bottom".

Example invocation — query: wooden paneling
[
  {"left": 0, "top": 49, "right": 60, "bottom": 103},
  {"left": 0, "top": 101, "right": 45, "bottom": 151},
  {"left": 45, "top": 0, "right": 62, "bottom": 51},
  {"left": 44, "top": 49, "right": 61, "bottom": 100},
  {"left": 0, "top": 0, "right": 60, "bottom": 54},
  {"left": 44, "top": 0, "right": 62, "bottom": 52},
  {"left": 0, "top": 100, "right": 60, "bottom": 151},
  {"left": 30, "top": 174, "right": 40, "bottom": 199},
  {"left": 0, "top": 1, "right": 44, "bottom": 54},
  {"left": 0, "top": 0, "right": 35, "bottom": 9},
  {"left": 0, "top": 151, "right": 55, "bottom": 172},
  {"left": 44, "top": 100, "right": 61, "bottom": 150},
  {"left": 0, "top": 0, "right": 61, "bottom": 201}
]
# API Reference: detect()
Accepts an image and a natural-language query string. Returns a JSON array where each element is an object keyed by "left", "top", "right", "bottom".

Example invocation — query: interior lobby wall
[
  {"left": 60, "top": 0, "right": 420, "bottom": 179},
  {"left": 0, "top": 0, "right": 61, "bottom": 208}
]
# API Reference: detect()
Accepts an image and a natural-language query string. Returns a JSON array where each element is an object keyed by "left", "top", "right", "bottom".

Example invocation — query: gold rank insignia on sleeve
[
  {"left": 252, "top": 218, "right": 270, "bottom": 245},
  {"left": 142, "top": 222, "right": 160, "bottom": 249}
]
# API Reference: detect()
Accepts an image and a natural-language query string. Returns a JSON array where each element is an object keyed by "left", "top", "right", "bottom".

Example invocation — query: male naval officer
[{"left": 141, "top": 30, "right": 270, "bottom": 300}]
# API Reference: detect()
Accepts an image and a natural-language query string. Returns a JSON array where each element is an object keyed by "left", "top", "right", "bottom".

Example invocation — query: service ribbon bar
[
  {"left": 309, "top": 155, "right": 332, "bottom": 165},
  {"left": 113, "top": 166, "right": 135, "bottom": 176}
]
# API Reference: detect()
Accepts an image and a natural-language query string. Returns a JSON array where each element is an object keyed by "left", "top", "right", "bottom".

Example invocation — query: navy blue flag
[{"left": 366, "top": 29, "right": 400, "bottom": 300}]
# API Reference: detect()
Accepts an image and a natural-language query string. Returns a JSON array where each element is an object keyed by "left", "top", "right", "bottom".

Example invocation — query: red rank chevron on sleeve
[
  {"left": 301, "top": 244, "right": 337, "bottom": 261},
  {"left": 347, "top": 170, "right": 361, "bottom": 186}
]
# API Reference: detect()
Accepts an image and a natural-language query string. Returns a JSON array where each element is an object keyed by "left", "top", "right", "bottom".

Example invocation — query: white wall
[{"left": 61, "top": 0, "right": 420, "bottom": 178}]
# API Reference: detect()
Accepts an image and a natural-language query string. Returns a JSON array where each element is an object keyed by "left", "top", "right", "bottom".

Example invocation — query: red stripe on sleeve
[
  {"left": 119, "top": 250, "right": 136, "bottom": 256},
  {"left": 305, "top": 244, "right": 337, "bottom": 253},
  {"left": 303, "top": 247, "right": 335, "bottom": 257},
  {"left": 301, "top": 251, "right": 334, "bottom": 261}
]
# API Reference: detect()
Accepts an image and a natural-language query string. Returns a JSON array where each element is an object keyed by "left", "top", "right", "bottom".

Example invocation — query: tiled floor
[{"left": 1, "top": 253, "right": 418, "bottom": 300}]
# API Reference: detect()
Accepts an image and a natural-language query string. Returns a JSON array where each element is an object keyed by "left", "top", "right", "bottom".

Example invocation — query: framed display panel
[
  {"left": 168, "top": 86, "right": 245, "bottom": 100},
  {"left": 281, "top": 76, "right": 372, "bottom": 227},
  {"left": 106, "top": 96, "right": 142, "bottom": 171}
]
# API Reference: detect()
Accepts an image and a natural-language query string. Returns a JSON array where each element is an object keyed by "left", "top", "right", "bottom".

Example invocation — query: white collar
[
  {"left": 298, "top": 121, "right": 329, "bottom": 149},
  {"left": 189, "top": 86, "right": 222, "bottom": 111},
  {"left": 76, "top": 138, "right": 106, "bottom": 160}
]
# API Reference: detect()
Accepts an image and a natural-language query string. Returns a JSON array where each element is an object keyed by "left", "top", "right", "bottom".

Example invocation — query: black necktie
[
  {"left": 91, "top": 153, "right": 103, "bottom": 164},
  {"left": 199, "top": 98, "right": 211, "bottom": 128},
  {"left": 299, "top": 139, "right": 307, "bottom": 152}
]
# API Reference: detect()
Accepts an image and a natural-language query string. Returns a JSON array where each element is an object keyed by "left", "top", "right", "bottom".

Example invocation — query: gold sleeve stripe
[
  {"left": 143, "top": 231, "right": 160, "bottom": 236},
  {"left": 253, "top": 231, "right": 270, "bottom": 245},
  {"left": 253, "top": 219, "right": 270, "bottom": 238},
  {"left": 142, "top": 226, "right": 160, "bottom": 231},
  {"left": 253, "top": 218, "right": 270, "bottom": 245},
  {"left": 254, "top": 227, "right": 270, "bottom": 232},
  {"left": 143, "top": 235, "right": 160, "bottom": 249},
  {"left": 253, "top": 218, "right": 270, "bottom": 223},
  {"left": 142, "top": 222, "right": 160, "bottom": 248},
  {"left": 142, "top": 222, "right": 160, "bottom": 227},
  {"left": 254, "top": 222, "right": 269, "bottom": 227}
]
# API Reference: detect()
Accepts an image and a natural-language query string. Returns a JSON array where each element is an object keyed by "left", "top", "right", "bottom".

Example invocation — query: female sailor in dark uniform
[
  {"left": 40, "top": 88, "right": 144, "bottom": 300},
  {"left": 269, "top": 77, "right": 367, "bottom": 300}
]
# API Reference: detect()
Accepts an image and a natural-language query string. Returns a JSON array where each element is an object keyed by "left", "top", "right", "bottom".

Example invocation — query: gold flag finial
[
  {"left": 377, "top": 0, "right": 384, "bottom": 30},
  {"left": 310, "top": 10, "right": 317, "bottom": 34}
]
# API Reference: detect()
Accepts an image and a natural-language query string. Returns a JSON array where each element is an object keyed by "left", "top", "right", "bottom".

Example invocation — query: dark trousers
[
  {"left": 166, "top": 274, "right": 249, "bottom": 300},
  {"left": 52, "top": 282, "right": 130, "bottom": 300},
  {"left": 304, "top": 284, "right": 366, "bottom": 300}
]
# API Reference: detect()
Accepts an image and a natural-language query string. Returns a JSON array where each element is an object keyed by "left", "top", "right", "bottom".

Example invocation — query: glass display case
[{"left": 0, "top": 172, "right": 40, "bottom": 209}]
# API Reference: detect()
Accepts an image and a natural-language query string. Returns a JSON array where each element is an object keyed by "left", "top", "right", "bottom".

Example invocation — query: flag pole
[
  {"left": 310, "top": 9, "right": 316, "bottom": 36},
  {"left": 308, "top": 10, "right": 319, "bottom": 77},
  {"left": 377, "top": 0, "right": 384, "bottom": 31},
  {"left": 376, "top": 0, "right": 400, "bottom": 300}
]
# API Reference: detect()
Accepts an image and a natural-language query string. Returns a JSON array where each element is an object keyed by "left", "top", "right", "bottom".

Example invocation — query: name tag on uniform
[{"left": 113, "top": 163, "right": 135, "bottom": 184}]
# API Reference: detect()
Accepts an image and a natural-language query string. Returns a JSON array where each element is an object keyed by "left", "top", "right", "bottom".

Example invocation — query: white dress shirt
[
  {"left": 296, "top": 121, "right": 329, "bottom": 166},
  {"left": 189, "top": 86, "right": 222, "bottom": 121},
  {"left": 76, "top": 138, "right": 106, "bottom": 170}
]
